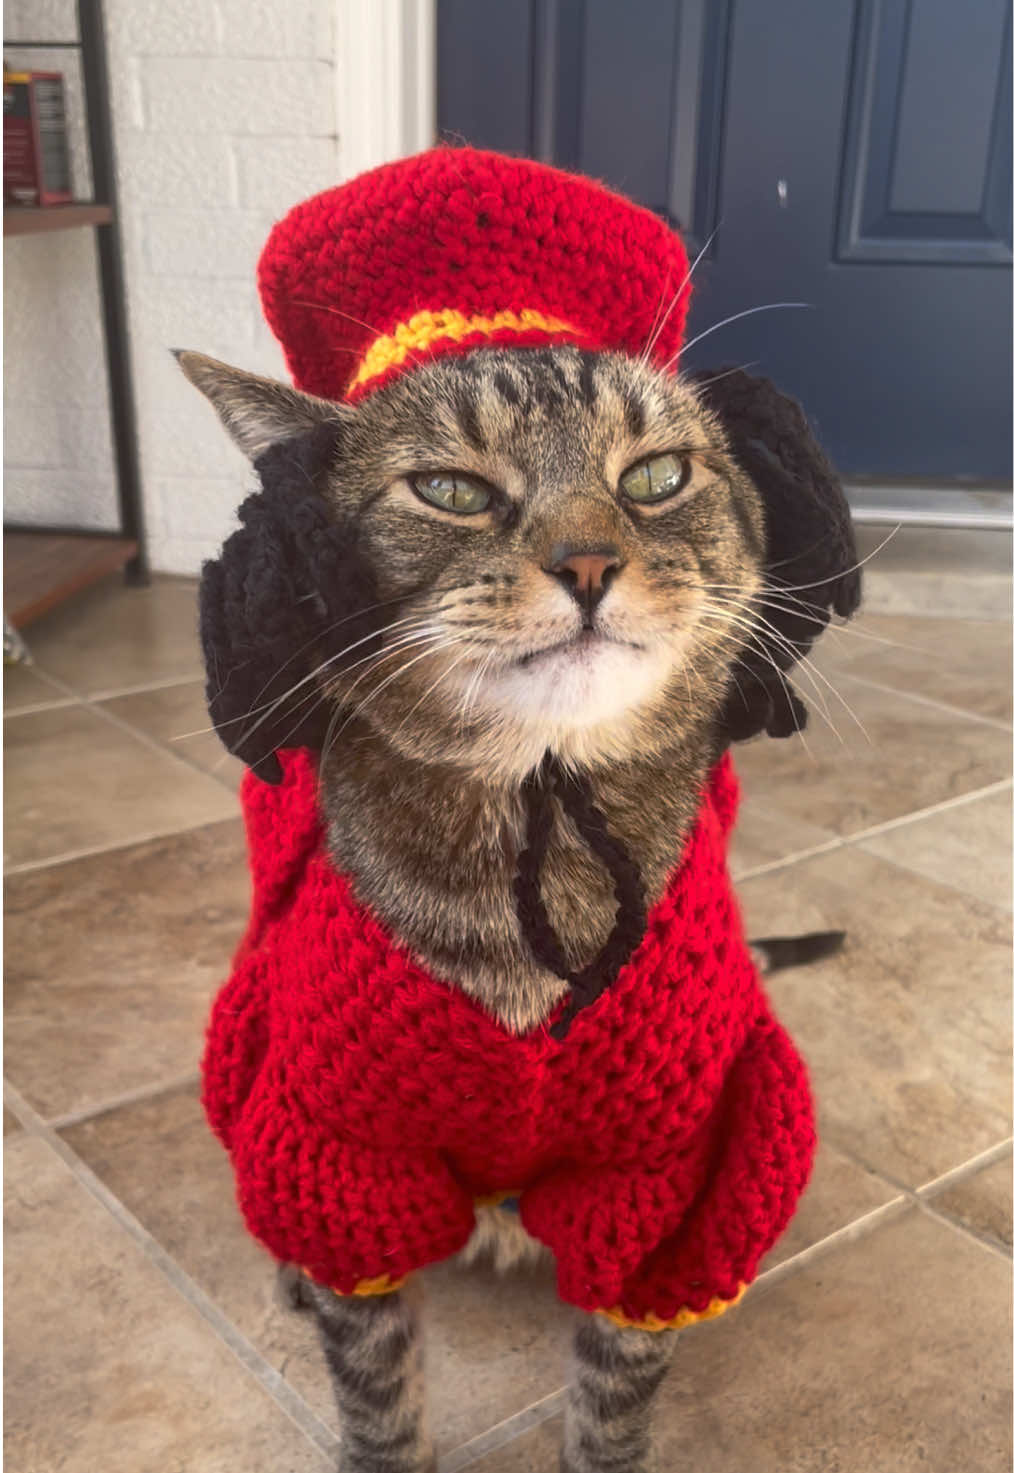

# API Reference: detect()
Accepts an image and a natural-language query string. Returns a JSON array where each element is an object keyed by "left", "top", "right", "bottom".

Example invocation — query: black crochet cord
[
  {"left": 515, "top": 754, "right": 647, "bottom": 1041},
  {"left": 512, "top": 373, "right": 861, "bottom": 1030},
  {"left": 690, "top": 368, "right": 862, "bottom": 745}
]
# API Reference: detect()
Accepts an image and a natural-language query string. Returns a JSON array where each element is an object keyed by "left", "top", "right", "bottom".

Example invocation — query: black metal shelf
[{"left": 5, "top": 0, "right": 148, "bottom": 621}]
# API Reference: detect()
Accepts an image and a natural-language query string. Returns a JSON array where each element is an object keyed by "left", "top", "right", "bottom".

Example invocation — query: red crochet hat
[{"left": 257, "top": 146, "right": 691, "bottom": 404}]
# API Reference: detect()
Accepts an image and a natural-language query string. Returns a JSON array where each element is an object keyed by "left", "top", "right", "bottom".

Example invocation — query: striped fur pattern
[
  {"left": 185, "top": 345, "right": 772, "bottom": 1470},
  {"left": 306, "top": 1280, "right": 435, "bottom": 1473},
  {"left": 564, "top": 1317, "right": 678, "bottom": 1473}
]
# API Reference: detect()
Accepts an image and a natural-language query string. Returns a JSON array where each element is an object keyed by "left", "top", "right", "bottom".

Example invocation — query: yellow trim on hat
[
  {"left": 349, "top": 307, "right": 575, "bottom": 390},
  {"left": 597, "top": 1282, "right": 748, "bottom": 1333}
]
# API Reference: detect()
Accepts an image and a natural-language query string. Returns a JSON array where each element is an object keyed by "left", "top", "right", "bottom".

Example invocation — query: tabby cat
[{"left": 179, "top": 341, "right": 857, "bottom": 1473}]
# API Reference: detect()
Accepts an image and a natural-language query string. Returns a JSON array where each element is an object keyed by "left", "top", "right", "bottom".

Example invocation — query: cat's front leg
[
  {"left": 561, "top": 1314, "right": 677, "bottom": 1473},
  {"left": 306, "top": 1279, "right": 436, "bottom": 1473}
]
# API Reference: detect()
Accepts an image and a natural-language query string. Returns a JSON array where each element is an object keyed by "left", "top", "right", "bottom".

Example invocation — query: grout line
[
  {"left": 820, "top": 1134, "right": 1013, "bottom": 1262},
  {"left": 735, "top": 777, "right": 1014, "bottom": 884},
  {"left": 2, "top": 1080, "right": 342, "bottom": 1463},
  {"left": 4, "top": 813, "right": 241, "bottom": 877},
  {"left": 915, "top": 1137, "right": 1013, "bottom": 1200},
  {"left": 916, "top": 1198, "right": 1012, "bottom": 1261},
  {"left": 3, "top": 662, "right": 203, "bottom": 712},
  {"left": 4, "top": 694, "right": 77, "bottom": 717},
  {"left": 845, "top": 777, "right": 1014, "bottom": 844},
  {"left": 815, "top": 1136, "right": 917, "bottom": 1199},
  {"left": 4, "top": 668, "right": 79, "bottom": 703},
  {"left": 82, "top": 681, "right": 241, "bottom": 797},
  {"left": 751, "top": 1195, "right": 911, "bottom": 1294},
  {"left": 819, "top": 1135, "right": 946, "bottom": 1198},
  {"left": 87, "top": 673, "right": 204, "bottom": 702},
  {"left": 840, "top": 671, "right": 1014, "bottom": 733},
  {"left": 439, "top": 1387, "right": 570, "bottom": 1472},
  {"left": 46, "top": 1071, "right": 202, "bottom": 1133},
  {"left": 735, "top": 837, "right": 844, "bottom": 883},
  {"left": 76, "top": 683, "right": 235, "bottom": 788},
  {"left": 5, "top": 662, "right": 237, "bottom": 798}
]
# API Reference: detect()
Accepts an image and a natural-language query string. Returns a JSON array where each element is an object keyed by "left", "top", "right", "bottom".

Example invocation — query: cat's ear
[
  {"left": 688, "top": 367, "right": 861, "bottom": 744},
  {"left": 174, "top": 350, "right": 350, "bottom": 463}
]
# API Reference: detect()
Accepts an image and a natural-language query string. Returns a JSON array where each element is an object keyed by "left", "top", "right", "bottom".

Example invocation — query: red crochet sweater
[{"left": 202, "top": 750, "right": 815, "bottom": 1330}]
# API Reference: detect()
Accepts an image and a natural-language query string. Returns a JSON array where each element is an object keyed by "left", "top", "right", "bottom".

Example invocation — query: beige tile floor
[{"left": 4, "top": 575, "right": 1012, "bottom": 1473}]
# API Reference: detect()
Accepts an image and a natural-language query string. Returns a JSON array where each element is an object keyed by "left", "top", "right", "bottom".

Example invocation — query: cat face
[
  {"left": 327, "top": 348, "right": 763, "bottom": 759},
  {"left": 178, "top": 345, "right": 857, "bottom": 780}
]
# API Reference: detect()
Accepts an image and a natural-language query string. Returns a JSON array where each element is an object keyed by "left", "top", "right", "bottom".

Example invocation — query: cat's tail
[{"left": 749, "top": 931, "right": 846, "bottom": 974}]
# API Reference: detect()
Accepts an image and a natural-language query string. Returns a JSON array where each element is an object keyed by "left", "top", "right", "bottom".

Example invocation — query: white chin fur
[{"left": 470, "top": 640, "right": 672, "bottom": 729}]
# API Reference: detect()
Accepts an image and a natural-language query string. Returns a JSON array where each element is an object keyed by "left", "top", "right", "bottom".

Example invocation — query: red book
[{"left": 4, "top": 69, "right": 73, "bottom": 206}]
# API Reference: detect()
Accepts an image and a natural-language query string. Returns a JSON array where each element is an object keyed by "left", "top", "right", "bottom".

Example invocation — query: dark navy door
[{"left": 437, "top": 0, "right": 1012, "bottom": 481}]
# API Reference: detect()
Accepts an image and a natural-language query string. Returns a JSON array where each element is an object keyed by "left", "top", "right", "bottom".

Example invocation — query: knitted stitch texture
[
  {"left": 257, "top": 147, "right": 691, "bottom": 401},
  {"left": 202, "top": 749, "right": 816, "bottom": 1328}
]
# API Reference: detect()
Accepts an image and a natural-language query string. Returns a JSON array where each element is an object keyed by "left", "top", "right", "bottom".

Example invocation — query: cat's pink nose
[{"left": 546, "top": 546, "right": 623, "bottom": 615}]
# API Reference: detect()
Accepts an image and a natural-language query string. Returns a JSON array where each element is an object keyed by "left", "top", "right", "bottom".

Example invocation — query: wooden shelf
[
  {"left": 4, "top": 530, "right": 138, "bottom": 627},
  {"left": 4, "top": 202, "right": 112, "bottom": 236}
]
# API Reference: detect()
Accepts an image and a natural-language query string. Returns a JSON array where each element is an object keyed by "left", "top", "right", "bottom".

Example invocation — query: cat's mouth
[
  {"left": 516, "top": 629, "right": 644, "bottom": 668},
  {"left": 453, "top": 625, "right": 673, "bottom": 738}
]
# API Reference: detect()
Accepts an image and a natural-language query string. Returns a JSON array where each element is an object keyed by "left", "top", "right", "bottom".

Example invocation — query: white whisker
[
  {"left": 696, "top": 580, "right": 930, "bottom": 660},
  {"left": 766, "top": 525, "right": 901, "bottom": 587},
  {"left": 329, "top": 638, "right": 462, "bottom": 748},
  {"left": 637, "top": 267, "right": 674, "bottom": 368},
  {"left": 392, "top": 647, "right": 475, "bottom": 740},
  {"left": 286, "top": 298, "right": 425, "bottom": 376},
  {"left": 694, "top": 610, "right": 813, "bottom": 755},
  {"left": 458, "top": 647, "right": 499, "bottom": 732},
  {"left": 697, "top": 592, "right": 872, "bottom": 746},
  {"left": 262, "top": 626, "right": 447, "bottom": 748},
  {"left": 225, "top": 615, "right": 439, "bottom": 753},
  {"left": 690, "top": 360, "right": 760, "bottom": 389},
  {"left": 640, "top": 222, "right": 721, "bottom": 367},
  {"left": 695, "top": 598, "right": 837, "bottom": 730},
  {"left": 699, "top": 598, "right": 843, "bottom": 741},
  {"left": 696, "top": 600, "right": 839, "bottom": 744},
  {"left": 671, "top": 302, "right": 813, "bottom": 368},
  {"left": 171, "top": 611, "right": 438, "bottom": 741},
  {"left": 224, "top": 593, "right": 423, "bottom": 728}
]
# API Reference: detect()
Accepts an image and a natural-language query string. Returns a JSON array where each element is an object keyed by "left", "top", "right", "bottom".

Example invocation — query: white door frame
[{"left": 335, "top": 0, "right": 436, "bottom": 182}]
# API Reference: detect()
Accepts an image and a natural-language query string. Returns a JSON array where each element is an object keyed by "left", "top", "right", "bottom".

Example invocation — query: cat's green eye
[
  {"left": 619, "top": 453, "right": 690, "bottom": 505},
  {"left": 411, "top": 473, "right": 491, "bottom": 515}
]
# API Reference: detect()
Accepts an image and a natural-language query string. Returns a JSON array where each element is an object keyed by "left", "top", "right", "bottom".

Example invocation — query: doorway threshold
[
  {"left": 845, "top": 483, "right": 1012, "bottom": 531},
  {"left": 853, "top": 522, "right": 1011, "bottom": 620}
]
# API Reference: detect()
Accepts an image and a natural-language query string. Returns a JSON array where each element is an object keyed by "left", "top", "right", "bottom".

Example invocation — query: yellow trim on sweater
[
  {"left": 303, "top": 1268, "right": 406, "bottom": 1297},
  {"left": 349, "top": 307, "right": 575, "bottom": 390},
  {"left": 350, "top": 1273, "right": 406, "bottom": 1296},
  {"left": 598, "top": 1282, "right": 748, "bottom": 1332}
]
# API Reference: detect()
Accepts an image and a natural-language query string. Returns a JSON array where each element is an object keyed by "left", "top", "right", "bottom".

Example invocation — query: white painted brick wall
[
  {"left": 3, "top": 0, "right": 343, "bottom": 574},
  {"left": 4, "top": 228, "right": 119, "bottom": 531}
]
